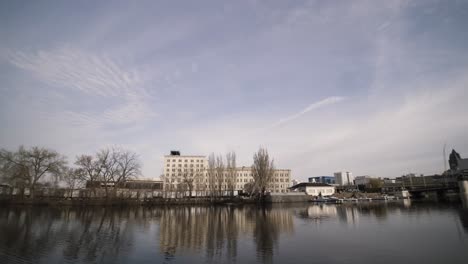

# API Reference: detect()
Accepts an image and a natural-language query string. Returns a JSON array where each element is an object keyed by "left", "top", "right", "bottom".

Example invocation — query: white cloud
[
  {"left": 168, "top": 72, "right": 468, "bottom": 180},
  {"left": 272, "top": 96, "right": 345, "bottom": 127},
  {"left": 7, "top": 46, "right": 155, "bottom": 127}
]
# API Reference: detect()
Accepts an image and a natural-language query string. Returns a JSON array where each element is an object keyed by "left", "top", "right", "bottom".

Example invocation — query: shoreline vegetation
[
  {"left": 1, "top": 146, "right": 284, "bottom": 205},
  {"left": 0, "top": 196, "right": 252, "bottom": 206}
]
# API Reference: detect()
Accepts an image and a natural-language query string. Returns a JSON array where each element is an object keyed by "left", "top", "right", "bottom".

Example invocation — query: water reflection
[
  {"left": 0, "top": 202, "right": 467, "bottom": 264},
  {"left": 158, "top": 205, "right": 293, "bottom": 263}
]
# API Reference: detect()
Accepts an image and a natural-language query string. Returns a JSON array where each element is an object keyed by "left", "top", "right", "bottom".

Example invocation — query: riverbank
[{"left": 0, "top": 196, "right": 257, "bottom": 206}]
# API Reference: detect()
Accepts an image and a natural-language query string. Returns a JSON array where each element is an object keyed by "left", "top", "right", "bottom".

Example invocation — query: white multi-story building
[
  {"left": 162, "top": 151, "right": 291, "bottom": 194},
  {"left": 163, "top": 151, "right": 207, "bottom": 188},
  {"left": 334, "top": 171, "right": 354, "bottom": 186}
]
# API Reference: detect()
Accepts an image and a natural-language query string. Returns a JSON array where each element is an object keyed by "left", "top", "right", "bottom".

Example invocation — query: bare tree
[
  {"left": 215, "top": 155, "right": 225, "bottom": 197},
  {"left": 194, "top": 168, "right": 206, "bottom": 197},
  {"left": 75, "top": 149, "right": 116, "bottom": 197},
  {"left": 207, "top": 153, "right": 217, "bottom": 199},
  {"left": 252, "top": 147, "right": 275, "bottom": 200},
  {"left": 75, "top": 154, "right": 101, "bottom": 196},
  {"left": 226, "top": 151, "right": 237, "bottom": 197},
  {"left": 96, "top": 149, "right": 118, "bottom": 197},
  {"left": 182, "top": 170, "right": 194, "bottom": 198},
  {"left": 63, "top": 168, "right": 81, "bottom": 198},
  {"left": 0, "top": 146, "right": 67, "bottom": 198},
  {"left": 243, "top": 182, "right": 256, "bottom": 197},
  {"left": 111, "top": 149, "right": 141, "bottom": 194}
]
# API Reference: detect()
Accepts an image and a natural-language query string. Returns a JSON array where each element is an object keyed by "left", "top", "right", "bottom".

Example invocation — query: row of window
[
  {"left": 168, "top": 164, "right": 205, "bottom": 168},
  {"left": 166, "top": 172, "right": 289, "bottom": 178},
  {"left": 165, "top": 171, "right": 289, "bottom": 177},
  {"left": 164, "top": 184, "right": 289, "bottom": 193},
  {"left": 167, "top": 159, "right": 203, "bottom": 163}
]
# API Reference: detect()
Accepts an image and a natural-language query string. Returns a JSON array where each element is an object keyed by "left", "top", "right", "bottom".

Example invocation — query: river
[{"left": 0, "top": 201, "right": 467, "bottom": 264}]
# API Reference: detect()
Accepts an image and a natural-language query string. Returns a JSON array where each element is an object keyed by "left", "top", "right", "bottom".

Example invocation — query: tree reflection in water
[
  {"left": 0, "top": 202, "right": 465, "bottom": 263},
  {"left": 158, "top": 205, "right": 293, "bottom": 264}
]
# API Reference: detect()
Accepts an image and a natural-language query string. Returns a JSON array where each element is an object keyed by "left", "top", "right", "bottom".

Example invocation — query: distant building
[
  {"left": 163, "top": 151, "right": 291, "bottom": 194},
  {"left": 308, "top": 176, "right": 335, "bottom": 185},
  {"left": 290, "top": 182, "right": 335, "bottom": 196},
  {"left": 383, "top": 178, "right": 396, "bottom": 184},
  {"left": 354, "top": 176, "right": 372, "bottom": 186},
  {"left": 334, "top": 171, "right": 354, "bottom": 186},
  {"left": 85, "top": 179, "right": 163, "bottom": 190},
  {"left": 291, "top": 179, "right": 300, "bottom": 187}
]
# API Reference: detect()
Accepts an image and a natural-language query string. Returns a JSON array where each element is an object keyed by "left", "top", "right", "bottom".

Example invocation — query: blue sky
[{"left": 1, "top": 0, "right": 468, "bottom": 180}]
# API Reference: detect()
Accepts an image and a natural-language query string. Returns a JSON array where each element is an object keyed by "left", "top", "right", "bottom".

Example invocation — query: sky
[{"left": 1, "top": 0, "right": 468, "bottom": 181}]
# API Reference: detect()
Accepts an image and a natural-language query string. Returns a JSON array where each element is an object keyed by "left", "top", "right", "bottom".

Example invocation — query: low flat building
[
  {"left": 85, "top": 179, "right": 163, "bottom": 190},
  {"left": 289, "top": 182, "right": 335, "bottom": 197}
]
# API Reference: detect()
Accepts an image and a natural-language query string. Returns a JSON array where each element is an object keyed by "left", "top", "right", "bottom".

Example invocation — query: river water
[{"left": 0, "top": 201, "right": 467, "bottom": 264}]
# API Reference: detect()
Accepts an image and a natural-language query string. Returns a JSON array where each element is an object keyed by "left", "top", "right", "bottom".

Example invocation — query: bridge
[
  {"left": 405, "top": 183, "right": 459, "bottom": 198},
  {"left": 405, "top": 175, "right": 468, "bottom": 199}
]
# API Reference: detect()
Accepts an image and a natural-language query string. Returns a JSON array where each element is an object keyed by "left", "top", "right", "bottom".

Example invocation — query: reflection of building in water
[
  {"left": 336, "top": 206, "right": 359, "bottom": 225},
  {"left": 403, "top": 199, "right": 412, "bottom": 208},
  {"left": 307, "top": 205, "right": 338, "bottom": 218},
  {"left": 158, "top": 206, "right": 294, "bottom": 262},
  {"left": 459, "top": 209, "right": 468, "bottom": 233}
]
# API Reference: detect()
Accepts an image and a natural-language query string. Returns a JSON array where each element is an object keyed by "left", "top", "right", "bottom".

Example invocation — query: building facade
[
  {"left": 290, "top": 182, "right": 335, "bottom": 196},
  {"left": 308, "top": 176, "right": 335, "bottom": 185},
  {"left": 162, "top": 151, "right": 291, "bottom": 194},
  {"left": 354, "top": 176, "right": 372, "bottom": 186},
  {"left": 334, "top": 171, "right": 354, "bottom": 186}
]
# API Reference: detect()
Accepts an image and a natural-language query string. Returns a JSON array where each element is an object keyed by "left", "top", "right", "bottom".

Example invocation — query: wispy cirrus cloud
[
  {"left": 6, "top": 46, "right": 155, "bottom": 127},
  {"left": 272, "top": 96, "right": 345, "bottom": 127}
]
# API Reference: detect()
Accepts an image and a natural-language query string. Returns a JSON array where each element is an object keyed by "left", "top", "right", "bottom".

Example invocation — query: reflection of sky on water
[{"left": 0, "top": 202, "right": 467, "bottom": 264}]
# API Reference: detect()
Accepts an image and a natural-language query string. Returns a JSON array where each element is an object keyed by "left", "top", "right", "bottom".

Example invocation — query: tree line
[
  {"left": 1, "top": 145, "right": 277, "bottom": 200},
  {"left": 0, "top": 146, "right": 141, "bottom": 198},
  {"left": 166, "top": 147, "right": 276, "bottom": 200}
]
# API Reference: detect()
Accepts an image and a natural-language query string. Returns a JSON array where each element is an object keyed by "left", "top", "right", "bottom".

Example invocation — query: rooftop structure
[
  {"left": 289, "top": 182, "right": 335, "bottom": 196},
  {"left": 308, "top": 176, "right": 335, "bottom": 185}
]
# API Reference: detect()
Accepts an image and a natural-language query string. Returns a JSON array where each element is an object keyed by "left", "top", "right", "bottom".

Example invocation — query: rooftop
[{"left": 290, "top": 182, "right": 334, "bottom": 189}]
